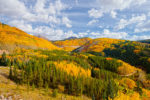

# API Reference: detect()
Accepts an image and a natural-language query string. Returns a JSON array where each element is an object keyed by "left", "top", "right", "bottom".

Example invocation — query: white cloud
[
  {"left": 102, "top": 29, "right": 128, "bottom": 39},
  {"left": 78, "top": 32, "right": 88, "bottom": 37},
  {"left": 111, "top": 11, "right": 117, "bottom": 18},
  {"left": 8, "top": 20, "right": 75, "bottom": 40},
  {"left": 88, "top": 8, "right": 103, "bottom": 18},
  {"left": 129, "top": 35, "right": 150, "bottom": 40},
  {"left": 134, "top": 20, "right": 150, "bottom": 33},
  {"left": 88, "top": 0, "right": 147, "bottom": 18},
  {"left": 148, "top": 12, "right": 150, "bottom": 16},
  {"left": 89, "top": 29, "right": 128, "bottom": 39},
  {"left": 62, "top": 17, "right": 72, "bottom": 28},
  {"left": 116, "top": 14, "right": 146, "bottom": 30},
  {"left": 0, "top": 0, "right": 30, "bottom": 18},
  {"left": 8, "top": 20, "right": 33, "bottom": 33},
  {"left": 96, "top": 0, "right": 146, "bottom": 11},
  {"left": 87, "top": 19, "right": 99, "bottom": 26},
  {"left": 0, "top": 0, "right": 71, "bottom": 28}
]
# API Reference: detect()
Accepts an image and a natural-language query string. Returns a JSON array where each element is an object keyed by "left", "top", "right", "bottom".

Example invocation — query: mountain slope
[
  {"left": 0, "top": 22, "right": 60, "bottom": 51},
  {"left": 53, "top": 37, "right": 91, "bottom": 51},
  {"left": 74, "top": 38, "right": 126, "bottom": 52},
  {"left": 75, "top": 38, "right": 150, "bottom": 72},
  {"left": 139, "top": 39, "right": 150, "bottom": 44}
]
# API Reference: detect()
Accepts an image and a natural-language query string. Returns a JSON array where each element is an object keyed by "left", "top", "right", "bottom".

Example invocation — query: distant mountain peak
[{"left": 65, "top": 36, "right": 78, "bottom": 40}]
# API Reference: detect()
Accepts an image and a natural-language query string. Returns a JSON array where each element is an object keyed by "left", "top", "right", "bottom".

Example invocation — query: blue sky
[{"left": 0, "top": 0, "right": 150, "bottom": 40}]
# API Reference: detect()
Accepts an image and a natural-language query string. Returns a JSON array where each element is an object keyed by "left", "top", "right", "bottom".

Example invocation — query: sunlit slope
[
  {"left": 53, "top": 37, "right": 91, "bottom": 51},
  {"left": 0, "top": 22, "right": 60, "bottom": 50},
  {"left": 75, "top": 38, "right": 126, "bottom": 52}
]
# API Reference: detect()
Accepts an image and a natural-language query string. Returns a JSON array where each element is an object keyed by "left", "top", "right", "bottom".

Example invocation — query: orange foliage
[
  {"left": 113, "top": 91, "right": 140, "bottom": 100},
  {"left": 147, "top": 58, "right": 150, "bottom": 63},
  {"left": 78, "top": 38, "right": 125, "bottom": 52},
  {"left": 134, "top": 49, "right": 141, "bottom": 54},
  {"left": 106, "top": 57, "right": 112, "bottom": 60},
  {"left": 142, "top": 88, "right": 150, "bottom": 98},
  {"left": 54, "top": 61, "right": 91, "bottom": 77},
  {"left": 0, "top": 22, "right": 60, "bottom": 50},
  {"left": 53, "top": 38, "right": 91, "bottom": 51},
  {"left": 117, "top": 60, "right": 138, "bottom": 75},
  {"left": 119, "top": 78, "right": 136, "bottom": 89}
]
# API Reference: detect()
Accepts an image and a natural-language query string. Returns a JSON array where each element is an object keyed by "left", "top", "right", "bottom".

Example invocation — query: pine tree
[
  {"left": 1, "top": 52, "right": 6, "bottom": 65},
  {"left": 106, "top": 80, "right": 118, "bottom": 99},
  {"left": 9, "top": 65, "right": 12, "bottom": 79},
  {"left": 32, "top": 83, "right": 35, "bottom": 91}
]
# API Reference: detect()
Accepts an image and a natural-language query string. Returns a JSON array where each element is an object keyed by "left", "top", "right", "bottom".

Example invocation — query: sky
[{"left": 0, "top": 0, "right": 150, "bottom": 40}]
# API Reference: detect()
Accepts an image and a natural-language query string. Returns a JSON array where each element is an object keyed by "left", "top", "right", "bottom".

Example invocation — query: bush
[{"left": 52, "top": 89, "right": 58, "bottom": 97}]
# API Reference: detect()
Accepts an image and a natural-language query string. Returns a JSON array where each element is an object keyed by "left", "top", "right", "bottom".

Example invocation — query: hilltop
[
  {"left": 53, "top": 37, "right": 91, "bottom": 51},
  {"left": 0, "top": 22, "right": 60, "bottom": 51}
]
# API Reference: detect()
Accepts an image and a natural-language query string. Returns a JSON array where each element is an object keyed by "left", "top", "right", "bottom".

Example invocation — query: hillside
[
  {"left": 1, "top": 23, "right": 150, "bottom": 100},
  {"left": 75, "top": 38, "right": 150, "bottom": 73},
  {"left": 0, "top": 22, "right": 60, "bottom": 51},
  {"left": 0, "top": 67, "right": 90, "bottom": 100},
  {"left": 74, "top": 38, "right": 126, "bottom": 53},
  {"left": 1, "top": 49, "right": 150, "bottom": 100},
  {"left": 53, "top": 37, "right": 91, "bottom": 51},
  {"left": 139, "top": 39, "right": 150, "bottom": 44}
]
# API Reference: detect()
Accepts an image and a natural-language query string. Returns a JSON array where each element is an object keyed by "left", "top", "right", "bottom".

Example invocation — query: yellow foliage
[
  {"left": 0, "top": 22, "right": 60, "bottom": 50},
  {"left": 117, "top": 60, "right": 138, "bottom": 75},
  {"left": 79, "top": 38, "right": 125, "bottom": 52},
  {"left": 113, "top": 91, "right": 141, "bottom": 100},
  {"left": 54, "top": 61, "right": 91, "bottom": 77},
  {"left": 142, "top": 88, "right": 150, "bottom": 98},
  {"left": 147, "top": 58, "right": 150, "bottom": 63},
  {"left": 53, "top": 38, "right": 91, "bottom": 51},
  {"left": 119, "top": 78, "right": 136, "bottom": 89},
  {"left": 134, "top": 49, "right": 141, "bottom": 54}
]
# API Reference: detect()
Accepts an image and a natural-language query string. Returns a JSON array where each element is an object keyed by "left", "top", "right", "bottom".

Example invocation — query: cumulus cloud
[
  {"left": 129, "top": 35, "right": 150, "bottom": 40},
  {"left": 111, "top": 11, "right": 117, "bottom": 18},
  {"left": 87, "top": 19, "right": 99, "bottom": 26},
  {"left": 88, "top": 0, "right": 147, "bottom": 18},
  {"left": 62, "top": 17, "right": 72, "bottom": 28},
  {"left": 88, "top": 8, "right": 103, "bottom": 18},
  {"left": 0, "top": 0, "right": 74, "bottom": 40},
  {"left": 115, "top": 14, "right": 146, "bottom": 30},
  {"left": 89, "top": 29, "right": 128, "bottom": 39},
  {"left": 0, "top": 0, "right": 71, "bottom": 27},
  {"left": 134, "top": 20, "right": 150, "bottom": 33},
  {"left": 96, "top": 0, "right": 146, "bottom": 11},
  {"left": 0, "top": 0, "right": 30, "bottom": 18},
  {"left": 8, "top": 20, "right": 75, "bottom": 40}
]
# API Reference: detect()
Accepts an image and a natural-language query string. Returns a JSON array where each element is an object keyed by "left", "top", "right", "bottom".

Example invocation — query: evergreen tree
[
  {"left": 9, "top": 65, "right": 12, "bottom": 79},
  {"left": 1, "top": 52, "right": 7, "bottom": 66}
]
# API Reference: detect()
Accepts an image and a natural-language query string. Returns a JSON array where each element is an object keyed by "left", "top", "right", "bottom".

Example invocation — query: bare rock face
[{"left": 0, "top": 50, "right": 9, "bottom": 55}]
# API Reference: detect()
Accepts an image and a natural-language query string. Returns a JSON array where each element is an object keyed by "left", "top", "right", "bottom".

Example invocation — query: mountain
[
  {"left": 139, "top": 39, "right": 150, "bottom": 44},
  {"left": 75, "top": 38, "right": 150, "bottom": 72},
  {"left": 1, "top": 22, "right": 150, "bottom": 100},
  {"left": 64, "top": 36, "right": 78, "bottom": 40},
  {"left": 0, "top": 22, "right": 60, "bottom": 51},
  {"left": 53, "top": 37, "right": 91, "bottom": 51}
]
